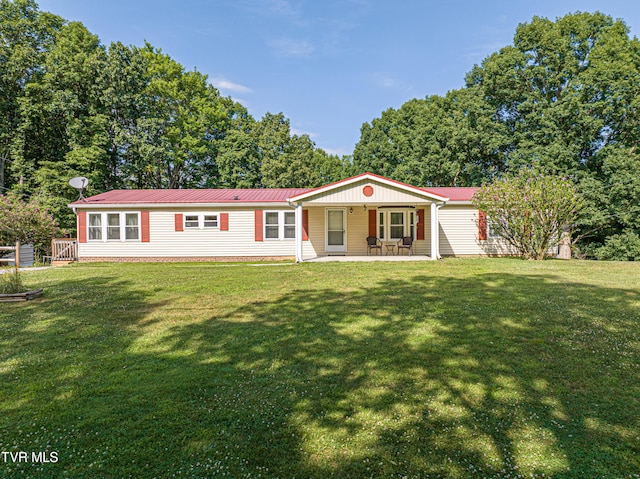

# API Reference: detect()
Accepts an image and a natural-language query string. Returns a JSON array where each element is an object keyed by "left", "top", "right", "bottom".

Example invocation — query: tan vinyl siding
[
  {"left": 438, "top": 205, "right": 516, "bottom": 256},
  {"left": 307, "top": 180, "right": 434, "bottom": 205},
  {"left": 78, "top": 208, "right": 298, "bottom": 258}
]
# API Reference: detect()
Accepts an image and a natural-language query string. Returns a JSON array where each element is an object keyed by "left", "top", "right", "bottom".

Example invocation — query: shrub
[
  {"left": 595, "top": 230, "right": 640, "bottom": 261},
  {"left": 472, "top": 170, "right": 584, "bottom": 260}
]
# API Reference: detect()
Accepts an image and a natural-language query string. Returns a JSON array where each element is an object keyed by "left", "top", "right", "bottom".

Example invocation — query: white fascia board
[{"left": 67, "top": 202, "right": 291, "bottom": 209}]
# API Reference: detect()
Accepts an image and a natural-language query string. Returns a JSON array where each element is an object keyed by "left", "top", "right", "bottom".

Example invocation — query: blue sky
[{"left": 38, "top": 0, "right": 640, "bottom": 157}]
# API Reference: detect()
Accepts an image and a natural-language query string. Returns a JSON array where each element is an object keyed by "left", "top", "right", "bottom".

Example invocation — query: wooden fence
[{"left": 0, "top": 241, "right": 21, "bottom": 268}]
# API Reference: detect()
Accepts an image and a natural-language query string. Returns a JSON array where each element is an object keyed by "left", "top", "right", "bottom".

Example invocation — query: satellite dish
[{"left": 69, "top": 177, "right": 89, "bottom": 201}]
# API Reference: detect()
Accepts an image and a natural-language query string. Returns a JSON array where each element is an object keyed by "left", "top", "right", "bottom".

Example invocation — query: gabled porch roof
[{"left": 287, "top": 172, "right": 451, "bottom": 205}]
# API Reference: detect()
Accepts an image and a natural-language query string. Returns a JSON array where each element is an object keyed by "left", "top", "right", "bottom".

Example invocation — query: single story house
[{"left": 68, "top": 172, "right": 514, "bottom": 262}]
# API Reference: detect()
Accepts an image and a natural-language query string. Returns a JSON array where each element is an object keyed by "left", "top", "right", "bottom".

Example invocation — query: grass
[
  {"left": 0, "top": 268, "right": 24, "bottom": 294},
  {"left": 1, "top": 258, "right": 639, "bottom": 478}
]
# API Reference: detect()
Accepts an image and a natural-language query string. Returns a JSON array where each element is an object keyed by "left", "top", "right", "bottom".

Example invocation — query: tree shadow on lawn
[
  {"left": 149, "top": 271, "right": 640, "bottom": 478},
  {"left": 1, "top": 269, "right": 639, "bottom": 478}
]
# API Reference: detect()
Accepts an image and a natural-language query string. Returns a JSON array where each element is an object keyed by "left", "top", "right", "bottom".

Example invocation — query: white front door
[{"left": 326, "top": 208, "right": 346, "bottom": 252}]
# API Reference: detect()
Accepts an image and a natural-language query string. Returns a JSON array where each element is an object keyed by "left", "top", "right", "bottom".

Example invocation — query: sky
[{"left": 37, "top": 0, "right": 640, "bottom": 157}]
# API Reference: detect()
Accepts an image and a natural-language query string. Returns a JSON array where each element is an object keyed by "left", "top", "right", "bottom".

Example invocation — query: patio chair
[
  {"left": 366, "top": 236, "right": 382, "bottom": 255},
  {"left": 397, "top": 236, "right": 413, "bottom": 256}
]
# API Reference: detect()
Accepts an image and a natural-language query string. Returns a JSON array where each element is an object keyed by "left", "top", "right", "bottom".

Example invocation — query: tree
[
  {"left": 0, "top": 0, "right": 63, "bottom": 191},
  {"left": 575, "top": 146, "right": 640, "bottom": 258},
  {"left": 353, "top": 87, "right": 506, "bottom": 187},
  {"left": 466, "top": 12, "right": 640, "bottom": 175},
  {"left": 472, "top": 170, "right": 584, "bottom": 260}
]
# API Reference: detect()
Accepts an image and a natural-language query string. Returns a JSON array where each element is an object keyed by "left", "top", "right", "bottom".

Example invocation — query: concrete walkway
[
  {"left": 0, "top": 266, "right": 52, "bottom": 274},
  {"left": 304, "top": 255, "right": 433, "bottom": 262}
]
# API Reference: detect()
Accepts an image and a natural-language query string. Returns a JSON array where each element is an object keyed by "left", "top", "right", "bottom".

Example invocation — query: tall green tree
[
  {"left": 466, "top": 12, "right": 640, "bottom": 174},
  {"left": 353, "top": 87, "right": 506, "bottom": 186},
  {"left": 254, "top": 112, "right": 318, "bottom": 188},
  {"left": 134, "top": 44, "right": 252, "bottom": 189},
  {"left": 11, "top": 21, "right": 106, "bottom": 229},
  {"left": 0, "top": 0, "right": 62, "bottom": 191}
]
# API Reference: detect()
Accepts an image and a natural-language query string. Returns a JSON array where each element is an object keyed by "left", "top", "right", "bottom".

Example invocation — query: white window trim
[
  {"left": 376, "top": 209, "right": 418, "bottom": 241},
  {"left": 183, "top": 213, "right": 220, "bottom": 230},
  {"left": 264, "top": 210, "right": 296, "bottom": 241},
  {"left": 87, "top": 212, "right": 141, "bottom": 242}
]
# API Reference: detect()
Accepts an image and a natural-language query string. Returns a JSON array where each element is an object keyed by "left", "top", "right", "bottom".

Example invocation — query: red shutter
[
  {"left": 302, "top": 209, "right": 309, "bottom": 241},
  {"left": 175, "top": 213, "right": 183, "bottom": 232},
  {"left": 478, "top": 210, "right": 487, "bottom": 240},
  {"left": 141, "top": 210, "right": 150, "bottom": 242},
  {"left": 417, "top": 209, "right": 425, "bottom": 240},
  {"left": 254, "top": 210, "right": 263, "bottom": 241},
  {"left": 78, "top": 211, "right": 87, "bottom": 243},
  {"left": 220, "top": 213, "right": 229, "bottom": 231},
  {"left": 368, "top": 209, "right": 377, "bottom": 237}
]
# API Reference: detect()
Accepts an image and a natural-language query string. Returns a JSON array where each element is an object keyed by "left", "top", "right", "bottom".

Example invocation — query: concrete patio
[{"left": 304, "top": 255, "right": 433, "bottom": 262}]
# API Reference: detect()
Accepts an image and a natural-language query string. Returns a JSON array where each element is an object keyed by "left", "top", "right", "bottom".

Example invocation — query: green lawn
[{"left": 1, "top": 259, "right": 639, "bottom": 478}]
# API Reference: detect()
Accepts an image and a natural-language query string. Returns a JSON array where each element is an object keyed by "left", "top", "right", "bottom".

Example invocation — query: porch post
[
  {"left": 430, "top": 202, "right": 439, "bottom": 260},
  {"left": 295, "top": 202, "right": 303, "bottom": 262}
]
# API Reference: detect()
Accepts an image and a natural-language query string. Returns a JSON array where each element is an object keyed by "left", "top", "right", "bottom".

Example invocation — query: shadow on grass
[{"left": 1, "top": 266, "right": 639, "bottom": 477}]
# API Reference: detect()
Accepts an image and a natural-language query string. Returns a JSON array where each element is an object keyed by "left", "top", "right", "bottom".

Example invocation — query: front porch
[{"left": 287, "top": 174, "right": 450, "bottom": 262}]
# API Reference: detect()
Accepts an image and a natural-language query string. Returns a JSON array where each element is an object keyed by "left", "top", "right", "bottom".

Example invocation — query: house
[{"left": 68, "top": 172, "right": 512, "bottom": 262}]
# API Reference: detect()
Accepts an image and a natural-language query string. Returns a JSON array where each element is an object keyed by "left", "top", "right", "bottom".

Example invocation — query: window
[
  {"left": 377, "top": 209, "right": 417, "bottom": 240},
  {"left": 265, "top": 212, "right": 280, "bottom": 239},
  {"left": 264, "top": 211, "right": 296, "bottom": 240},
  {"left": 203, "top": 215, "right": 218, "bottom": 228},
  {"left": 88, "top": 212, "right": 140, "bottom": 241},
  {"left": 389, "top": 212, "right": 405, "bottom": 240},
  {"left": 284, "top": 212, "right": 295, "bottom": 239},
  {"left": 409, "top": 211, "right": 415, "bottom": 240},
  {"left": 185, "top": 215, "right": 199, "bottom": 228},
  {"left": 488, "top": 218, "right": 502, "bottom": 239},
  {"left": 88, "top": 213, "right": 102, "bottom": 240},
  {"left": 107, "top": 213, "right": 121, "bottom": 240},
  {"left": 378, "top": 211, "right": 385, "bottom": 240},
  {"left": 184, "top": 214, "right": 219, "bottom": 229},
  {"left": 125, "top": 213, "right": 139, "bottom": 239}
]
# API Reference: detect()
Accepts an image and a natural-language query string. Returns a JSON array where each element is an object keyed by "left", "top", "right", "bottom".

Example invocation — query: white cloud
[
  {"left": 266, "top": 0, "right": 297, "bottom": 16},
  {"left": 269, "top": 38, "right": 314, "bottom": 58},
  {"left": 238, "top": 0, "right": 300, "bottom": 19},
  {"left": 211, "top": 78, "right": 253, "bottom": 94},
  {"left": 291, "top": 127, "right": 317, "bottom": 139},
  {"left": 373, "top": 72, "right": 399, "bottom": 89}
]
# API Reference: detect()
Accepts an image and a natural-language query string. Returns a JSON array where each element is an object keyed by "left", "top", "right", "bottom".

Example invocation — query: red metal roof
[
  {"left": 73, "top": 188, "right": 311, "bottom": 205},
  {"left": 71, "top": 174, "right": 478, "bottom": 206},
  {"left": 421, "top": 187, "right": 477, "bottom": 201}
]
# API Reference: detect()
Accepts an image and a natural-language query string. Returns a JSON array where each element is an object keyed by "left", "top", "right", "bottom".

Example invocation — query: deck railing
[{"left": 52, "top": 239, "right": 78, "bottom": 262}]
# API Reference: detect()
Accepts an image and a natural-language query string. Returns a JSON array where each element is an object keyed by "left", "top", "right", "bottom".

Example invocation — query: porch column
[
  {"left": 295, "top": 202, "right": 303, "bottom": 262},
  {"left": 430, "top": 202, "right": 439, "bottom": 260}
]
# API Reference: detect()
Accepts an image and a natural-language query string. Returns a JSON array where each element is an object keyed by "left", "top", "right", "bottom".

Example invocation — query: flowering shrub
[
  {"left": 472, "top": 170, "right": 584, "bottom": 260},
  {"left": 0, "top": 193, "right": 59, "bottom": 254}
]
